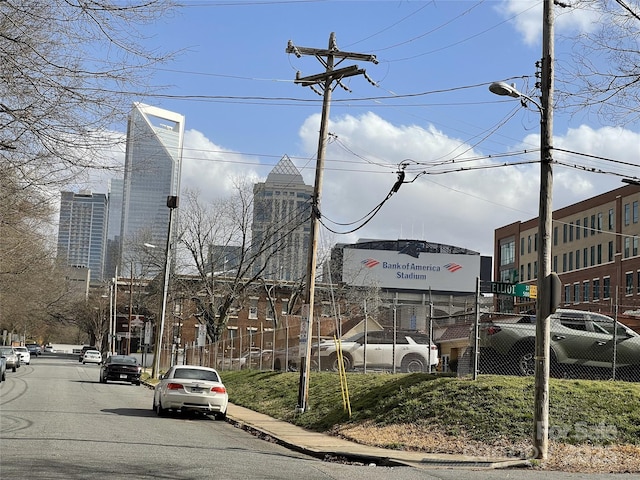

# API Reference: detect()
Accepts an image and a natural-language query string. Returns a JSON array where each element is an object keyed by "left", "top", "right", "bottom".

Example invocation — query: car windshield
[{"left": 173, "top": 368, "right": 220, "bottom": 382}]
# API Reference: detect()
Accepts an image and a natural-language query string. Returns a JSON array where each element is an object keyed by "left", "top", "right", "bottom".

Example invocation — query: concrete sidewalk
[{"left": 226, "top": 403, "right": 531, "bottom": 470}]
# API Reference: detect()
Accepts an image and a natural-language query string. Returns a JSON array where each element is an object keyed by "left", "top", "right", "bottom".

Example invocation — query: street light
[
  {"left": 151, "top": 195, "right": 179, "bottom": 379},
  {"left": 489, "top": 15, "right": 555, "bottom": 459}
]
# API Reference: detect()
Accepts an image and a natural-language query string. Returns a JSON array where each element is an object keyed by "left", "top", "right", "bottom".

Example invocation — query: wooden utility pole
[
  {"left": 534, "top": 0, "right": 554, "bottom": 460},
  {"left": 286, "top": 32, "right": 377, "bottom": 413}
]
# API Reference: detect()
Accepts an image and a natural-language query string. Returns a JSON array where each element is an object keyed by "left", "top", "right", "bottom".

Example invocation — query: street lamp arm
[{"left": 489, "top": 81, "right": 543, "bottom": 114}]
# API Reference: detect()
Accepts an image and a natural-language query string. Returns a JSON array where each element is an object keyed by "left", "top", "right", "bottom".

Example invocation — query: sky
[{"left": 85, "top": 0, "right": 640, "bottom": 258}]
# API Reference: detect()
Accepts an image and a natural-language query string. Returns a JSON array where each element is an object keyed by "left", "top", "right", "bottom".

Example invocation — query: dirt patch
[{"left": 333, "top": 422, "right": 640, "bottom": 474}]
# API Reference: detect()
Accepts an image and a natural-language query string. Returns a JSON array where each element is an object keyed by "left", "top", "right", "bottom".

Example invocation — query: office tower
[
  {"left": 120, "top": 103, "right": 184, "bottom": 276},
  {"left": 104, "top": 178, "right": 123, "bottom": 280},
  {"left": 252, "top": 155, "right": 313, "bottom": 282},
  {"left": 57, "top": 190, "right": 108, "bottom": 284}
]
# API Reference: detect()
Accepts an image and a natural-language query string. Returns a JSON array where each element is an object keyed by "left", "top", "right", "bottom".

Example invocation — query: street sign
[{"left": 490, "top": 282, "right": 537, "bottom": 299}]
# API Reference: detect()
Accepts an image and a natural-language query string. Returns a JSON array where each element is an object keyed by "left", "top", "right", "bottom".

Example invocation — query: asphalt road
[{"left": 0, "top": 354, "right": 637, "bottom": 480}]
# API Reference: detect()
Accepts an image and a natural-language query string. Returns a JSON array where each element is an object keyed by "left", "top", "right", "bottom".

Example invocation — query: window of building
[
  {"left": 637, "top": 272, "right": 640, "bottom": 295},
  {"left": 553, "top": 226, "right": 558, "bottom": 246},
  {"left": 634, "top": 237, "right": 639, "bottom": 257},
  {"left": 569, "top": 222, "right": 574, "bottom": 241},
  {"left": 583, "top": 248, "right": 588, "bottom": 268},
  {"left": 591, "top": 214, "right": 596, "bottom": 235},
  {"left": 520, "top": 265, "right": 525, "bottom": 284},
  {"left": 534, "top": 261, "right": 538, "bottom": 279},
  {"left": 634, "top": 201, "right": 639, "bottom": 223},
  {"left": 625, "top": 203, "right": 630, "bottom": 226},
  {"left": 609, "top": 208, "right": 614, "bottom": 230},
  {"left": 520, "top": 237, "right": 524, "bottom": 255},
  {"left": 527, "top": 263, "right": 531, "bottom": 280},
  {"left": 562, "top": 253, "right": 567, "bottom": 272},
  {"left": 553, "top": 255, "right": 558, "bottom": 272},
  {"left": 575, "top": 250, "right": 580, "bottom": 270},
  {"left": 574, "top": 283, "right": 580, "bottom": 303},
  {"left": 593, "top": 279, "right": 600, "bottom": 301},
  {"left": 597, "top": 244, "right": 602, "bottom": 264},
  {"left": 534, "top": 233, "right": 538, "bottom": 252},
  {"left": 590, "top": 245, "right": 595, "bottom": 266},
  {"left": 248, "top": 298, "right": 258, "bottom": 319},
  {"left": 584, "top": 216, "right": 589, "bottom": 237},
  {"left": 563, "top": 224, "right": 568, "bottom": 243},
  {"left": 527, "top": 235, "right": 532, "bottom": 254},
  {"left": 603, "top": 277, "right": 611, "bottom": 299},
  {"left": 597, "top": 212, "right": 603, "bottom": 232},
  {"left": 576, "top": 219, "right": 581, "bottom": 240},
  {"left": 568, "top": 251, "right": 573, "bottom": 271},
  {"left": 281, "top": 298, "right": 289, "bottom": 315},
  {"left": 500, "top": 239, "right": 515, "bottom": 266},
  {"left": 564, "top": 284, "right": 571, "bottom": 304},
  {"left": 583, "top": 281, "right": 589, "bottom": 302},
  {"left": 609, "top": 241, "right": 614, "bottom": 261},
  {"left": 625, "top": 237, "right": 630, "bottom": 258},
  {"left": 626, "top": 272, "right": 634, "bottom": 295}
]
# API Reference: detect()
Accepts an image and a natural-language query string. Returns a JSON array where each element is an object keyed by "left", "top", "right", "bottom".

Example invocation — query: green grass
[{"left": 219, "top": 370, "right": 640, "bottom": 446}]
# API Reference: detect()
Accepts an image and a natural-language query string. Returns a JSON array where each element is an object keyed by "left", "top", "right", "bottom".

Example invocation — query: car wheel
[
  {"left": 12, "top": 366, "right": 16, "bottom": 372},
  {"left": 516, "top": 349, "right": 536, "bottom": 376},
  {"left": 1, "top": 371, "right": 5, "bottom": 381},
  {"left": 401, "top": 354, "right": 427, "bottom": 373},
  {"left": 215, "top": 410, "right": 227, "bottom": 421},
  {"left": 155, "top": 399, "right": 166, "bottom": 416},
  {"left": 329, "top": 353, "right": 352, "bottom": 372}
]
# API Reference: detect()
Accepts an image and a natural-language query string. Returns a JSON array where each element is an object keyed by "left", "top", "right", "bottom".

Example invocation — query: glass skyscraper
[
  {"left": 57, "top": 190, "right": 108, "bottom": 284},
  {"left": 120, "top": 103, "right": 184, "bottom": 276}
]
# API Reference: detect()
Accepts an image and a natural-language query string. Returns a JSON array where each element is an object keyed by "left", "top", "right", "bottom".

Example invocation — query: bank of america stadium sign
[{"left": 343, "top": 248, "right": 480, "bottom": 293}]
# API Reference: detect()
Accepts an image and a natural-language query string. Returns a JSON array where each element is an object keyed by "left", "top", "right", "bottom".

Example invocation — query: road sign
[{"left": 490, "top": 282, "right": 537, "bottom": 299}]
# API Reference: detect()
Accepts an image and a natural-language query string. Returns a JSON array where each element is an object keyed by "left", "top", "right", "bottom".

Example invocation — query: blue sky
[{"left": 87, "top": 0, "right": 640, "bottom": 257}]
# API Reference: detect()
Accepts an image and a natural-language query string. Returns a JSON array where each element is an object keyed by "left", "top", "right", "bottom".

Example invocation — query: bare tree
[
  {"left": 558, "top": 0, "right": 640, "bottom": 124},
  {"left": 0, "top": 0, "right": 177, "bottom": 187},
  {"left": 178, "top": 182, "right": 310, "bottom": 342}
]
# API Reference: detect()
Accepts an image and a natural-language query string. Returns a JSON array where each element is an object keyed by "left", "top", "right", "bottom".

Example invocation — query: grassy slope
[{"left": 220, "top": 370, "right": 640, "bottom": 446}]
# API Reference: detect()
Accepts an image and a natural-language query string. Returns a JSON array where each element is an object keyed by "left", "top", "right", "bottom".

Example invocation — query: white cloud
[{"left": 499, "top": 0, "right": 601, "bottom": 46}]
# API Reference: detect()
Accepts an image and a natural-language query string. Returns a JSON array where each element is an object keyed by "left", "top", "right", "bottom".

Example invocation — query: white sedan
[
  {"left": 14, "top": 346, "right": 31, "bottom": 365},
  {"left": 82, "top": 350, "right": 102, "bottom": 365},
  {"left": 153, "top": 365, "right": 228, "bottom": 420}
]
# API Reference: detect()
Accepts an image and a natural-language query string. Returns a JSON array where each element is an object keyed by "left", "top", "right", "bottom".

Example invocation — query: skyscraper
[
  {"left": 57, "top": 190, "right": 108, "bottom": 284},
  {"left": 104, "top": 178, "right": 123, "bottom": 280},
  {"left": 120, "top": 103, "right": 184, "bottom": 276},
  {"left": 252, "top": 155, "right": 313, "bottom": 282}
]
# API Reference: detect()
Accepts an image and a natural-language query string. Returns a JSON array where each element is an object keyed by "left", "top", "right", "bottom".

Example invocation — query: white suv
[{"left": 313, "top": 330, "right": 439, "bottom": 373}]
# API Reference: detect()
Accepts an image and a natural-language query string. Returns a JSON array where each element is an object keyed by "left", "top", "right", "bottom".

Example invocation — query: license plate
[
  {"left": 120, "top": 374, "right": 127, "bottom": 379},
  {"left": 191, "top": 387, "right": 202, "bottom": 392}
]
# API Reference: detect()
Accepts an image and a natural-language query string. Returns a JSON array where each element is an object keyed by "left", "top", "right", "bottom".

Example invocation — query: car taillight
[
  {"left": 167, "top": 383, "right": 183, "bottom": 390},
  {"left": 211, "top": 386, "right": 227, "bottom": 394},
  {"left": 430, "top": 345, "right": 438, "bottom": 350},
  {"left": 486, "top": 325, "right": 502, "bottom": 335}
]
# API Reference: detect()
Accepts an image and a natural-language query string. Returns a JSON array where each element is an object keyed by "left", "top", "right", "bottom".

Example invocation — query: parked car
[
  {"left": 312, "top": 330, "right": 440, "bottom": 373},
  {"left": 79, "top": 345, "right": 98, "bottom": 362},
  {"left": 14, "top": 346, "right": 31, "bottom": 365},
  {"left": 26, "top": 344, "right": 42, "bottom": 356},
  {"left": 99, "top": 355, "right": 141, "bottom": 385},
  {"left": 217, "top": 348, "right": 271, "bottom": 370},
  {"left": 82, "top": 350, "right": 102, "bottom": 365},
  {"left": 0, "top": 356, "right": 6, "bottom": 382},
  {"left": 0, "top": 346, "right": 19, "bottom": 372},
  {"left": 478, "top": 308, "right": 640, "bottom": 381},
  {"left": 44, "top": 345, "right": 54, "bottom": 353},
  {"left": 153, "top": 365, "right": 228, "bottom": 420}
]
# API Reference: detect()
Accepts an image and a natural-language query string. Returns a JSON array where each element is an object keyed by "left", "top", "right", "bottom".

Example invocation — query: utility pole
[
  {"left": 534, "top": 0, "right": 554, "bottom": 460},
  {"left": 286, "top": 32, "right": 377, "bottom": 413}
]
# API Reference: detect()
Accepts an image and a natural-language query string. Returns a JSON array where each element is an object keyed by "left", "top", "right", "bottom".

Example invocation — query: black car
[{"left": 100, "top": 355, "right": 142, "bottom": 385}]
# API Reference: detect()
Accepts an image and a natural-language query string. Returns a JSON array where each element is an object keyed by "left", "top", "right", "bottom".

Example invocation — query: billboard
[{"left": 342, "top": 248, "right": 480, "bottom": 293}]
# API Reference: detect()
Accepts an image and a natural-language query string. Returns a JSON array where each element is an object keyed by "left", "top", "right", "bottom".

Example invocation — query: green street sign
[{"left": 490, "top": 282, "right": 537, "bottom": 299}]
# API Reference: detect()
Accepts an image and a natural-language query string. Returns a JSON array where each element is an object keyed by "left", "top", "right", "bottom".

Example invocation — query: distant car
[
  {"left": 26, "top": 344, "right": 42, "bottom": 356},
  {"left": 14, "top": 346, "right": 31, "bottom": 365},
  {"left": 0, "top": 356, "right": 6, "bottom": 382},
  {"left": 0, "top": 346, "right": 20, "bottom": 372},
  {"left": 79, "top": 345, "right": 98, "bottom": 362},
  {"left": 44, "top": 345, "right": 54, "bottom": 353},
  {"left": 153, "top": 365, "right": 228, "bottom": 420},
  {"left": 100, "top": 355, "right": 141, "bottom": 385},
  {"left": 82, "top": 350, "right": 102, "bottom": 365}
]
